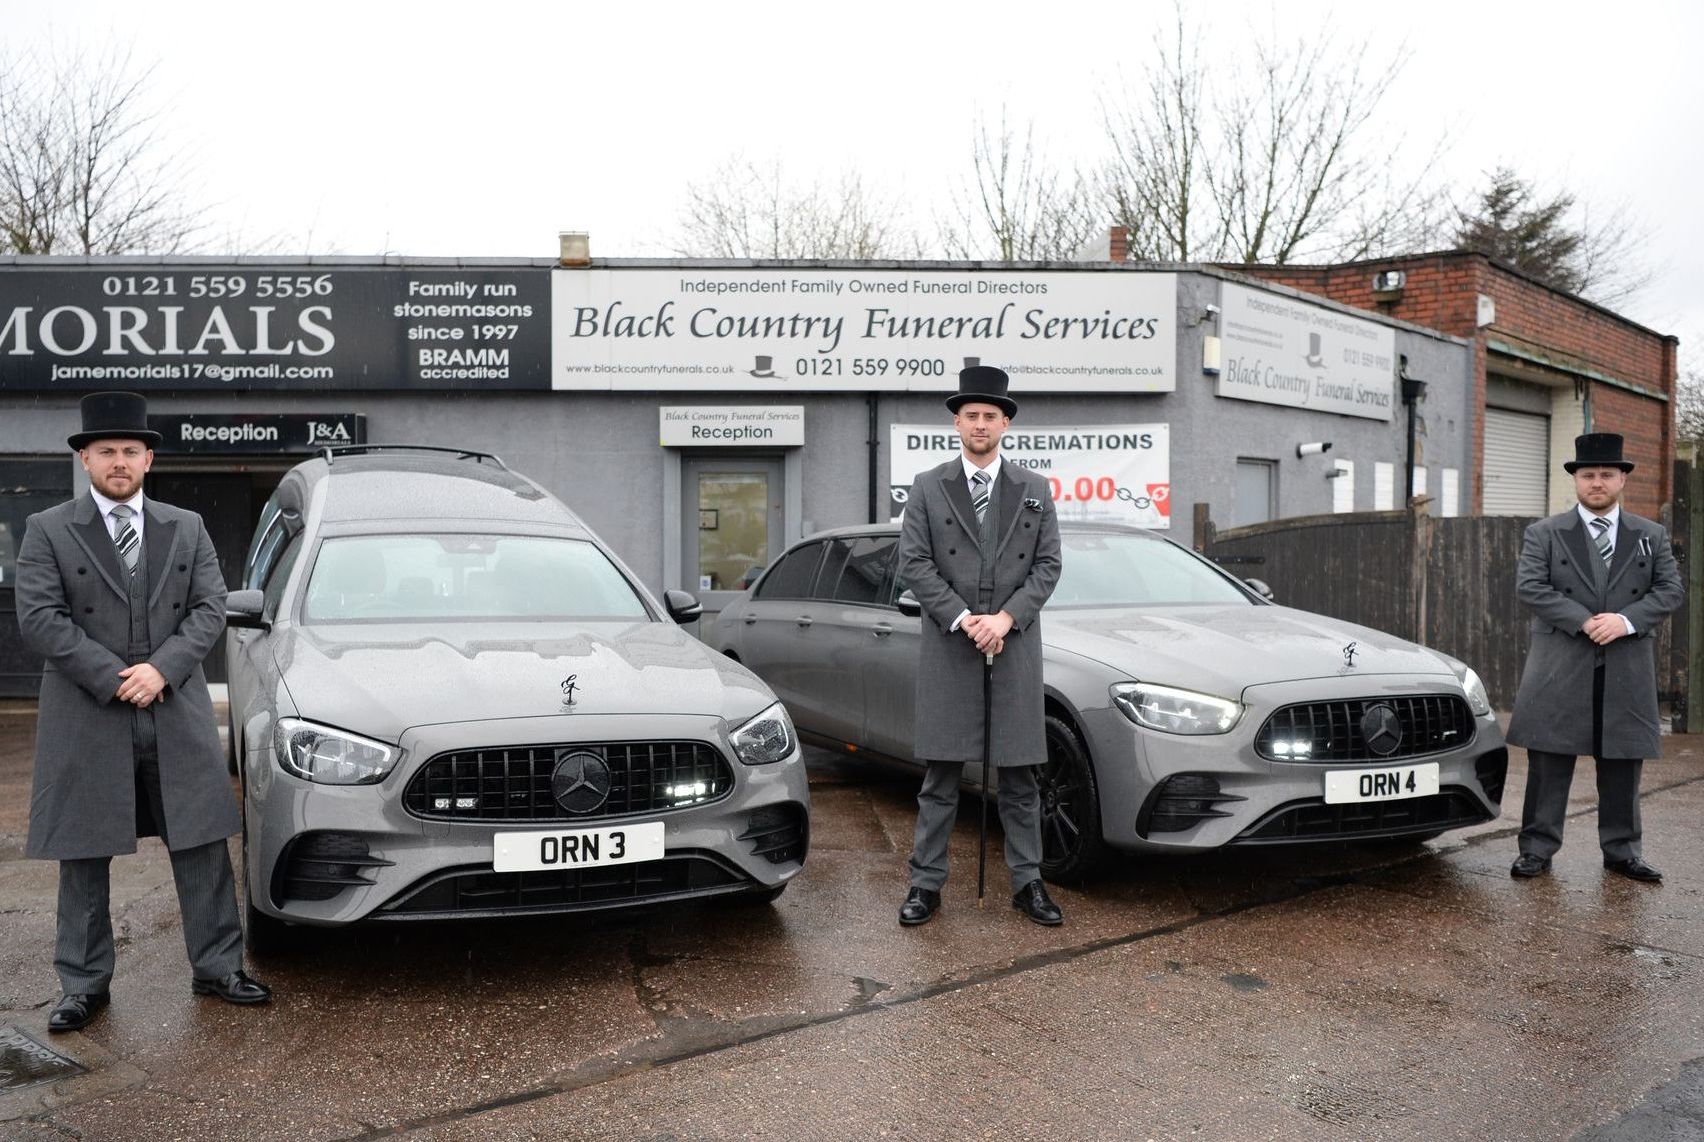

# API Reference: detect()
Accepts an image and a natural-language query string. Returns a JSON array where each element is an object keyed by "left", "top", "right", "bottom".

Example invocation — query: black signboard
[
  {"left": 148, "top": 413, "right": 368, "bottom": 453},
  {"left": 0, "top": 267, "right": 550, "bottom": 391}
]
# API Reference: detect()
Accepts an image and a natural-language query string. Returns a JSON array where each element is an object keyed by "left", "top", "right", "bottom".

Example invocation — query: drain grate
[{"left": 0, "top": 1025, "right": 86, "bottom": 1092}]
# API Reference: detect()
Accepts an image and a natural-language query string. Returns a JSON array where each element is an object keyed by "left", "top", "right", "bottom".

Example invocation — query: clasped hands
[
  {"left": 115, "top": 663, "right": 166, "bottom": 708},
  {"left": 1582, "top": 613, "right": 1630, "bottom": 646},
  {"left": 962, "top": 610, "right": 1014, "bottom": 656}
]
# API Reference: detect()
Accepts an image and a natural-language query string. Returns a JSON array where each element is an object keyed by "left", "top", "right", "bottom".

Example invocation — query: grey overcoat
[
  {"left": 898, "top": 458, "right": 1062, "bottom": 766},
  {"left": 1504, "top": 508, "right": 1683, "bottom": 760},
  {"left": 17, "top": 493, "right": 238, "bottom": 859}
]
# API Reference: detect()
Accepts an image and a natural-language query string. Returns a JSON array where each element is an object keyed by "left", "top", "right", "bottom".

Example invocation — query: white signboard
[
  {"left": 554, "top": 270, "right": 1176, "bottom": 393},
  {"left": 659, "top": 406, "right": 803, "bottom": 447},
  {"left": 1217, "top": 284, "right": 1396, "bottom": 421},
  {"left": 890, "top": 424, "right": 1170, "bottom": 529}
]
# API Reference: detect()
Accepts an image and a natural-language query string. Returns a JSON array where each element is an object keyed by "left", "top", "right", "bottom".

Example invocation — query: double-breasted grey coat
[
  {"left": 898, "top": 458, "right": 1062, "bottom": 766},
  {"left": 1504, "top": 508, "right": 1683, "bottom": 760},
  {"left": 17, "top": 493, "right": 238, "bottom": 860}
]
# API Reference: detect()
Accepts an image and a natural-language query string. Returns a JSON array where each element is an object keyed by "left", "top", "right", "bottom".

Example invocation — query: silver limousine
[
  {"left": 224, "top": 446, "right": 808, "bottom": 951},
  {"left": 710, "top": 522, "right": 1505, "bottom": 879}
]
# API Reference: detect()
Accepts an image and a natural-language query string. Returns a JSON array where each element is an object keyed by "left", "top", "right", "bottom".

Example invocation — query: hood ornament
[
  {"left": 1341, "top": 641, "right": 1358, "bottom": 668},
  {"left": 560, "top": 674, "right": 580, "bottom": 708}
]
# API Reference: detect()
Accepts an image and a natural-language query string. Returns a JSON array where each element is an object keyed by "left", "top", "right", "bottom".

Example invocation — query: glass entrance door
[{"left": 683, "top": 456, "right": 784, "bottom": 615}]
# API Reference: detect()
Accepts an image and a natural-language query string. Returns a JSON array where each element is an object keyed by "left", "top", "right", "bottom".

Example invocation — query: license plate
[
  {"left": 492, "top": 822, "right": 664, "bottom": 872},
  {"left": 1323, "top": 762, "right": 1439, "bottom": 804}
]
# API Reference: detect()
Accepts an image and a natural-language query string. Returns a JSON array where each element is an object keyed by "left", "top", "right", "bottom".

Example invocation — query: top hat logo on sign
[
  {"left": 749, "top": 355, "right": 783, "bottom": 379},
  {"left": 1304, "top": 332, "right": 1326, "bottom": 368}
]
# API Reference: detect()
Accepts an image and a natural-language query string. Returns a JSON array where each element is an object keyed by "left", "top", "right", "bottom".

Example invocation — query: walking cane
[{"left": 978, "top": 650, "right": 993, "bottom": 907}]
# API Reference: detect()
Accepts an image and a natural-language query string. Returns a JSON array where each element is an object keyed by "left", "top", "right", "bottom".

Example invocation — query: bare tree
[
  {"left": 942, "top": 108, "right": 1100, "bottom": 261},
  {"left": 672, "top": 156, "right": 918, "bottom": 259},
  {"left": 1677, "top": 367, "right": 1704, "bottom": 450},
  {"left": 1452, "top": 167, "right": 1652, "bottom": 306},
  {"left": 0, "top": 41, "right": 201, "bottom": 255},
  {"left": 1101, "top": 10, "right": 1443, "bottom": 264}
]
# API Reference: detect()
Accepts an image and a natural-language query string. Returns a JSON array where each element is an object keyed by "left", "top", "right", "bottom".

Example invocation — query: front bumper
[
  {"left": 1081, "top": 675, "right": 1507, "bottom": 852},
  {"left": 245, "top": 712, "right": 809, "bottom": 926}
]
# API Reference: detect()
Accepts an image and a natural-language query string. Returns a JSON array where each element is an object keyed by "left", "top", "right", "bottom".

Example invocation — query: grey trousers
[
  {"left": 53, "top": 709, "right": 244, "bottom": 994},
  {"left": 1517, "top": 750, "right": 1643, "bottom": 863},
  {"left": 908, "top": 762, "right": 1042, "bottom": 894}
]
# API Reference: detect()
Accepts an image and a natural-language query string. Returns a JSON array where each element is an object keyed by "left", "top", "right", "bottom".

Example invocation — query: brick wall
[{"left": 1232, "top": 251, "right": 1677, "bottom": 514}]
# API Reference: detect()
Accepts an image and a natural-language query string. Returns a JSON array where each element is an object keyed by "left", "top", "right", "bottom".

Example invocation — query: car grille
[
  {"left": 1255, "top": 695, "right": 1474, "bottom": 762},
  {"left": 402, "top": 741, "right": 734, "bottom": 821},
  {"left": 376, "top": 854, "right": 748, "bottom": 917},
  {"left": 1233, "top": 787, "right": 1493, "bottom": 843}
]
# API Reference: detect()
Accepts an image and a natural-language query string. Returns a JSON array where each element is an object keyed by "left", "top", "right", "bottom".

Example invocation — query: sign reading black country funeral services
[
  {"left": 0, "top": 268, "right": 550, "bottom": 391},
  {"left": 551, "top": 269, "right": 1177, "bottom": 394}
]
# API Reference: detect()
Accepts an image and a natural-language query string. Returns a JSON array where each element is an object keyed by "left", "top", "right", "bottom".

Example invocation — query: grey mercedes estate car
[
  {"left": 224, "top": 446, "right": 807, "bottom": 951},
  {"left": 710, "top": 522, "right": 1506, "bottom": 879}
]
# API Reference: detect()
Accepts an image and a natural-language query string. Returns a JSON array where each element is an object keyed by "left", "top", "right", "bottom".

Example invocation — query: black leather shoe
[
  {"left": 1604, "top": 857, "right": 1663, "bottom": 883},
  {"left": 1011, "top": 879, "right": 1063, "bottom": 926},
  {"left": 191, "top": 969, "right": 273, "bottom": 1005},
  {"left": 1510, "top": 854, "right": 1551, "bottom": 878},
  {"left": 48, "top": 992, "right": 109, "bottom": 1032},
  {"left": 898, "top": 887, "right": 941, "bottom": 926}
]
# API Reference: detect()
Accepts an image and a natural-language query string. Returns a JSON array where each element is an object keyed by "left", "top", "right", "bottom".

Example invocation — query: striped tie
[
  {"left": 1589, "top": 516, "right": 1612, "bottom": 567},
  {"left": 970, "top": 471, "right": 990, "bottom": 526},
  {"left": 110, "top": 504, "right": 140, "bottom": 577}
]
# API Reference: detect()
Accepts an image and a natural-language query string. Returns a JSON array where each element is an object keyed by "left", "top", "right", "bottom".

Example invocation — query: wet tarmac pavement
[{"left": 1, "top": 702, "right": 1700, "bottom": 1140}]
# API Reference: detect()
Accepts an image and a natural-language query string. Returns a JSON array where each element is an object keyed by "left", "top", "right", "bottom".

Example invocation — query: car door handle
[
  {"left": 871, "top": 623, "right": 893, "bottom": 638},
  {"left": 743, "top": 614, "right": 757, "bottom": 624},
  {"left": 795, "top": 616, "right": 813, "bottom": 628}
]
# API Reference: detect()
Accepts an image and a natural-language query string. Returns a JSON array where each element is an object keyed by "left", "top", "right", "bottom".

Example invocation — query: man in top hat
[
  {"left": 896, "top": 365, "right": 1064, "bottom": 926},
  {"left": 16, "top": 392, "right": 270, "bottom": 1033},
  {"left": 1505, "top": 432, "right": 1682, "bottom": 883}
]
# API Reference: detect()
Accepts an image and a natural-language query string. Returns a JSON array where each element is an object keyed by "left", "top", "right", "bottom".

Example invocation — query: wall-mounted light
[
  {"left": 559, "top": 231, "right": 590, "bottom": 266},
  {"left": 1296, "top": 441, "right": 1333, "bottom": 458},
  {"left": 1372, "top": 270, "right": 1406, "bottom": 295}
]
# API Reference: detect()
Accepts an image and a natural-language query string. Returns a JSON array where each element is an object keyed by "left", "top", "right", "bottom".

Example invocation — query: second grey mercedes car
[
  {"left": 710, "top": 522, "right": 1506, "bottom": 879},
  {"left": 224, "top": 446, "right": 807, "bottom": 951}
]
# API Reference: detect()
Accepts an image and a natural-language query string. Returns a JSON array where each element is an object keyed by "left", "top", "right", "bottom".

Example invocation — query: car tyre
[
  {"left": 1037, "top": 713, "right": 1106, "bottom": 881},
  {"left": 225, "top": 704, "right": 239, "bottom": 775},
  {"left": 239, "top": 779, "right": 297, "bottom": 957}
]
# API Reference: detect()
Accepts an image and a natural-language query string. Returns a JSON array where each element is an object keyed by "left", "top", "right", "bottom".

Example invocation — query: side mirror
[
  {"left": 663, "top": 589, "right": 704, "bottom": 624},
  {"left": 895, "top": 590, "right": 922, "bottom": 617},
  {"left": 1243, "top": 578, "right": 1275, "bottom": 602},
  {"left": 225, "top": 588, "right": 270, "bottom": 630}
]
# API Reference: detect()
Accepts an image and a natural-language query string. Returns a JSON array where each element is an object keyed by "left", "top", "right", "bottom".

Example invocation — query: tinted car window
[
  {"left": 302, "top": 534, "right": 649, "bottom": 622},
  {"left": 754, "top": 542, "right": 824, "bottom": 601},
  {"left": 261, "top": 533, "right": 303, "bottom": 617},
  {"left": 1050, "top": 532, "right": 1252, "bottom": 606},
  {"left": 824, "top": 537, "right": 894, "bottom": 605}
]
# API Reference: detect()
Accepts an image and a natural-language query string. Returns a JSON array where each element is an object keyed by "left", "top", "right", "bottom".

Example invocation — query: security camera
[{"left": 1296, "top": 442, "right": 1332, "bottom": 457}]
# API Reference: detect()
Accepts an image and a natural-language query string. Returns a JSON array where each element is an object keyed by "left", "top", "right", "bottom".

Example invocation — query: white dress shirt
[
  {"left": 1577, "top": 503, "right": 1634, "bottom": 634},
  {"left": 91, "top": 487, "right": 146, "bottom": 547}
]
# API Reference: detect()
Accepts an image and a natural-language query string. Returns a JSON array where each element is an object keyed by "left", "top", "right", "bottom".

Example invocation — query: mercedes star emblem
[
  {"left": 1360, "top": 704, "right": 1403, "bottom": 757},
  {"left": 551, "top": 749, "right": 612, "bottom": 814}
]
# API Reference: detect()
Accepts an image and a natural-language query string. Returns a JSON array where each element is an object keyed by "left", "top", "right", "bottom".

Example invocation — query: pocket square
[
  {"left": 1023, "top": 497, "right": 1043, "bottom": 512},
  {"left": 1638, "top": 535, "right": 1652, "bottom": 556}
]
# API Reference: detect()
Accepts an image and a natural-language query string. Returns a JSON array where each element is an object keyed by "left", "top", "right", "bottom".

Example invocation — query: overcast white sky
[{"left": 8, "top": 0, "right": 1703, "bottom": 354}]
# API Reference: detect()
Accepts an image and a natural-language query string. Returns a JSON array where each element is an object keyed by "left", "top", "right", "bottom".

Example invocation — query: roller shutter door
[{"left": 1483, "top": 407, "right": 1549, "bottom": 516}]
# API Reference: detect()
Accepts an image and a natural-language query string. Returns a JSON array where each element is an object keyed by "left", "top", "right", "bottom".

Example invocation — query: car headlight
[
  {"left": 1110, "top": 682, "right": 1242, "bottom": 735},
  {"left": 729, "top": 702, "right": 796, "bottom": 765},
  {"left": 274, "top": 718, "right": 399, "bottom": 785},
  {"left": 1456, "top": 665, "right": 1492, "bottom": 717}
]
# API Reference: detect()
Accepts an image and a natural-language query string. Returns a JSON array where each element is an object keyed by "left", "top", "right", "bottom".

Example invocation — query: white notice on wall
[
  {"left": 659, "top": 406, "right": 804, "bottom": 447},
  {"left": 1441, "top": 468, "right": 1460, "bottom": 517},
  {"left": 1412, "top": 466, "right": 1428, "bottom": 499},
  {"left": 1331, "top": 460, "right": 1355, "bottom": 513},
  {"left": 1216, "top": 284, "right": 1397, "bottom": 421},
  {"left": 889, "top": 424, "right": 1171, "bottom": 528},
  {"left": 1374, "top": 462, "right": 1395, "bottom": 510}
]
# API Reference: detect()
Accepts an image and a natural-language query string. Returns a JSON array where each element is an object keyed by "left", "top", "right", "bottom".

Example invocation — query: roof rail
[{"left": 320, "top": 444, "right": 508, "bottom": 469}]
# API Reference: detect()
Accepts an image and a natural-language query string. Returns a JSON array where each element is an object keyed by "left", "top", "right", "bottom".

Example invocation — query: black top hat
[
  {"left": 945, "top": 365, "right": 1017, "bottom": 418},
  {"left": 68, "top": 391, "right": 161, "bottom": 450},
  {"left": 1563, "top": 432, "right": 1634, "bottom": 474}
]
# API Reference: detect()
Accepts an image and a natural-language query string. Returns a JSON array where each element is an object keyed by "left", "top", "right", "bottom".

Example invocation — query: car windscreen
[
  {"left": 1049, "top": 532, "right": 1253, "bottom": 607},
  {"left": 302, "top": 534, "right": 651, "bottom": 622}
]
